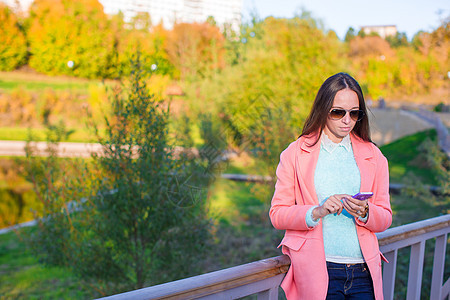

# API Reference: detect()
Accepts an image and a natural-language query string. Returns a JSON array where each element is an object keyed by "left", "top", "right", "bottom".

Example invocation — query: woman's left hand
[{"left": 341, "top": 196, "right": 369, "bottom": 218}]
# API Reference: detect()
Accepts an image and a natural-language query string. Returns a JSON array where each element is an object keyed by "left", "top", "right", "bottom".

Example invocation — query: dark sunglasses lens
[
  {"left": 350, "top": 110, "right": 364, "bottom": 121},
  {"left": 330, "top": 109, "right": 346, "bottom": 119}
]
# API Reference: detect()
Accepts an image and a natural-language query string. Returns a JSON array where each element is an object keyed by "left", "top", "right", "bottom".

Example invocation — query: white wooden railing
[
  {"left": 378, "top": 214, "right": 450, "bottom": 300},
  {"left": 98, "top": 214, "right": 450, "bottom": 300}
]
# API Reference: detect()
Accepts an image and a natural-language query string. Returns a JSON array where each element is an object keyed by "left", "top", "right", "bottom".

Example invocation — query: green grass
[
  {"left": 0, "top": 80, "right": 91, "bottom": 92},
  {"left": 0, "top": 71, "right": 99, "bottom": 93},
  {"left": 0, "top": 127, "right": 102, "bottom": 143},
  {"left": 208, "top": 177, "right": 271, "bottom": 225},
  {"left": 0, "top": 129, "right": 447, "bottom": 299},
  {"left": 0, "top": 229, "right": 95, "bottom": 299},
  {"left": 380, "top": 129, "right": 438, "bottom": 185}
]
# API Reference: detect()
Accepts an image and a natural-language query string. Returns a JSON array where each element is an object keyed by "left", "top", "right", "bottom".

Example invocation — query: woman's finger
[{"left": 342, "top": 200, "right": 361, "bottom": 216}]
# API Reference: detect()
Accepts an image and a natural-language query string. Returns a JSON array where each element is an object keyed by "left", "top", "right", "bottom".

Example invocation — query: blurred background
[{"left": 0, "top": 0, "right": 448, "bottom": 299}]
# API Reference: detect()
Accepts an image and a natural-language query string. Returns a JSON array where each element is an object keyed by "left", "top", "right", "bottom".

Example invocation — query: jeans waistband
[{"left": 326, "top": 261, "right": 368, "bottom": 269}]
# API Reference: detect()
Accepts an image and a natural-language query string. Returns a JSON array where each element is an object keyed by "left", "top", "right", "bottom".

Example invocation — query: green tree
[
  {"left": 23, "top": 55, "right": 212, "bottom": 295},
  {"left": 185, "top": 15, "right": 347, "bottom": 175},
  {"left": 386, "top": 32, "right": 409, "bottom": 48},
  {"left": 23, "top": 122, "right": 86, "bottom": 267},
  {"left": 344, "top": 27, "right": 356, "bottom": 42},
  {"left": 80, "top": 54, "right": 211, "bottom": 290},
  {"left": 0, "top": 3, "right": 27, "bottom": 71}
]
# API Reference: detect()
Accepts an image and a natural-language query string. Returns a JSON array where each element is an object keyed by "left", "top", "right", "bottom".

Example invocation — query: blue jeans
[{"left": 326, "top": 262, "right": 375, "bottom": 300}]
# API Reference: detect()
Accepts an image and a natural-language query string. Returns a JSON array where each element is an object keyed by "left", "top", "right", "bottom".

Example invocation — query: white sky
[{"left": 243, "top": 0, "right": 449, "bottom": 40}]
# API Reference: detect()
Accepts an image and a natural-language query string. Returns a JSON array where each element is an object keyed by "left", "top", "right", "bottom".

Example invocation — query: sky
[
  {"left": 242, "top": 0, "right": 449, "bottom": 40},
  {"left": 3, "top": 0, "right": 448, "bottom": 41}
]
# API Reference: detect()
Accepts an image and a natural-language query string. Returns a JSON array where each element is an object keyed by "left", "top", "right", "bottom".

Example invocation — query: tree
[
  {"left": 386, "top": 32, "right": 409, "bottom": 48},
  {"left": 0, "top": 3, "right": 27, "bottom": 71},
  {"left": 23, "top": 54, "right": 212, "bottom": 295},
  {"left": 27, "top": 0, "right": 116, "bottom": 78},
  {"left": 129, "top": 11, "right": 152, "bottom": 31},
  {"left": 114, "top": 22, "right": 175, "bottom": 78},
  {"left": 23, "top": 122, "right": 87, "bottom": 267},
  {"left": 344, "top": 27, "right": 356, "bottom": 42},
  {"left": 81, "top": 54, "right": 211, "bottom": 290},
  {"left": 348, "top": 35, "right": 393, "bottom": 58},
  {"left": 165, "top": 22, "right": 226, "bottom": 80},
  {"left": 184, "top": 15, "right": 347, "bottom": 176}
]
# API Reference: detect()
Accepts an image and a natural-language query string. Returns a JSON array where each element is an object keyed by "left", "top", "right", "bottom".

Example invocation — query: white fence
[{"left": 98, "top": 214, "right": 450, "bottom": 300}]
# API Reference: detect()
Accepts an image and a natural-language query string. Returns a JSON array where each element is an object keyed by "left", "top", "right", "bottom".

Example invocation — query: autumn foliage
[
  {"left": 165, "top": 22, "right": 225, "bottom": 79},
  {"left": 27, "top": 0, "right": 115, "bottom": 78},
  {"left": 0, "top": 0, "right": 448, "bottom": 101},
  {"left": 0, "top": 3, "right": 27, "bottom": 71}
]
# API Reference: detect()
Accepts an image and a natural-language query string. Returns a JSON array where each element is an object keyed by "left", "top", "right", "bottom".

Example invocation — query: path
[{"left": 0, "top": 108, "right": 448, "bottom": 157}]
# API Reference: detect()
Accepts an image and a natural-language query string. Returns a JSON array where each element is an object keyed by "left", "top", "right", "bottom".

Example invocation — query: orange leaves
[
  {"left": 349, "top": 36, "right": 394, "bottom": 59},
  {"left": 0, "top": 3, "right": 27, "bottom": 70},
  {"left": 165, "top": 22, "right": 226, "bottom": 79}
]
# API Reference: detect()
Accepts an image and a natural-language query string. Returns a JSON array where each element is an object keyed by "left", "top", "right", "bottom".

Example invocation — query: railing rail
[
  {"left": 377, "top": 214, "right": 450, "bottom": 300},
  {"left": 98, "top": 214, "right": 450, "bottom": 300}
]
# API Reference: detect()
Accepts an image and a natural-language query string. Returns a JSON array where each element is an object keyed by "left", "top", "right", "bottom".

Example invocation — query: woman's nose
[{"left": 342, "top": 112, "right": 352, "bottom": 124}]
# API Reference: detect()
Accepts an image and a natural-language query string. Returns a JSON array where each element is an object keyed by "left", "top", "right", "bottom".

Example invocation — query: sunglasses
[{"left": 329, "top": 109, "right": 365, "bottom": 121}]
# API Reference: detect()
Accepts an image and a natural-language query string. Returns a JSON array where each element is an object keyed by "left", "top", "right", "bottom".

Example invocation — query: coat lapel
[
  {"left": 351, "top": 134, "right": 375, "bottom": 192},
  {"left": 296, "top": 134, "right": 321, "bottom": 205}
]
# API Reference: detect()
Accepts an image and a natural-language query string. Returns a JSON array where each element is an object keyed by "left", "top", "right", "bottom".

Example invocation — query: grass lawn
[
  {"left": 0, "top": 127, "right": 106, "bottom": 143},
  {"left": 380, "top": 129, "right": 439, "bottom": 185},
  {"left": 0, "top": 128, "right": 447, "bottom": 298},
  {"left": 0, "top": 71, "right": 102, "bottom": 93},
  {"left": 0, "top": 228, "right": 95, "bottom": 299}
]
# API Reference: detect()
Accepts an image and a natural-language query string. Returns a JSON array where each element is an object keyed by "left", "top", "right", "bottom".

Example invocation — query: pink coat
[{"left": 269, "top": 133, "right": 392, "bottom": 300}]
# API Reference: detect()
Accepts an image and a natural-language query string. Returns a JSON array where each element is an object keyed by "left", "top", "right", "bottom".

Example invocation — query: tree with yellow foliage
[
  {"left": 27, "top": 0, "right": 116, "bottom": 78},
  {"left": 0, "top": 3, "right": 27, "bottom": 71},
  {"left": 348, "top": 23, "right": 448, "bottom": 100}
]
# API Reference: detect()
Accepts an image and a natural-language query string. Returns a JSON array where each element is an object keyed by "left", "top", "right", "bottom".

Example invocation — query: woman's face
[{"left": 323, "top": 88, "right": 359, "bottom": 143}]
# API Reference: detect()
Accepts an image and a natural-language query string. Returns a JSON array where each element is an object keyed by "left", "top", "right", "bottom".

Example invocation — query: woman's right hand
[{"left": 312, "top": 194, "right": 345, "bottom": 220}]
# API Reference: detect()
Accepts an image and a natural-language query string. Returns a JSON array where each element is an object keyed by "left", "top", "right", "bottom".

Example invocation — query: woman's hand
[
  {"left": 342, "top": 195, "right": 370, "bottom": 218},
  {"left": 312, "top": 194, "right": 345, "bottom": 220}
]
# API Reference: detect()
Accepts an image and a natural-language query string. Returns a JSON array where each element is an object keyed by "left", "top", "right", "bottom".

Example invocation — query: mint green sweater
[{"left": 306, "top": 134, "right": 366, "bottom": 263}]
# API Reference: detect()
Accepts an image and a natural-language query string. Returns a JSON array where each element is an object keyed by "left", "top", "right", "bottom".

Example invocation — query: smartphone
[{"left": 353, "top": 192, "right": 373, "bottom": 200}]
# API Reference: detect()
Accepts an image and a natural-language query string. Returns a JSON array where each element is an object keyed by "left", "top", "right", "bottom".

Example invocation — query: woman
[{"left": 269, "top": 73, "right": 392, "bottom": 300}]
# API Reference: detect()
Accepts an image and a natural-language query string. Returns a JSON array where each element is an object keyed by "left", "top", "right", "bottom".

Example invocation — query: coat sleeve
[
  {"left": 269, "top": 143, "right": 316, "bottom": 231},
  {"left": 356, "top": 147, "right": 392, "bottom": 232}
]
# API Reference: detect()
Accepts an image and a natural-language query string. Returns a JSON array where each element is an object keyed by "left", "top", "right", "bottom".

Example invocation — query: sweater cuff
[
  {"left": 306, "top": 205, "right": 320, "bottom": 227},
  {"left": 358, "top": 211, "right": 369, "bottom": 223}
]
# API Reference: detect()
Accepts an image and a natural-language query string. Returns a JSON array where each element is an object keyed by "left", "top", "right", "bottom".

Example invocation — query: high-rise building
[
  {"left": 1, "top": 0, "right": 243, "bottom": 32},
  {"left": 360, "top": 25, "right": 398, "bottom": 39},
  {"left": 101, "top": 0, "right": 243, "bottom": 32}
]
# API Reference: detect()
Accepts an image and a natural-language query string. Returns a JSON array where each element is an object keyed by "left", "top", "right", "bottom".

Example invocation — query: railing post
[
  {"left": 430, "top": 233, "right": 447, "bottom": 300},
  {"left": 407, "top": 241, "right": 425, "bottom": 300},
  {"left": 257, "top": 287, "right": 279, "bottom": 300},
  {"left": 94, "top": 215, "right": 450, "bottom": 300},
  {"left": 383, "top": 249, "right": 398, "bottom": 300}
]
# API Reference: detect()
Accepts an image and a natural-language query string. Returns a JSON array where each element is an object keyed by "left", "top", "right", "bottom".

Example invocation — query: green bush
[{"left": 23, "top": 54, "right": 213, "bottom": 295}]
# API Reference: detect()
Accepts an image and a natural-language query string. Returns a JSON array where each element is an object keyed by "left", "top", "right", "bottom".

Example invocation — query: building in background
[
  {"left": 1, "top": 0, "right": 243, "bottom": 32},
  {"left": 1, "top": 0, "right": 33, "bottom": 12},
  {"left": 360, "top": 25, "right": 397, "bottom": 39}
]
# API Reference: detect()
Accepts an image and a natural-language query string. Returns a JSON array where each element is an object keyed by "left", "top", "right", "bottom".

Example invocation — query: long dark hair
[{"left": 300, "top": 72, "right": 371, "bottom": 145}]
